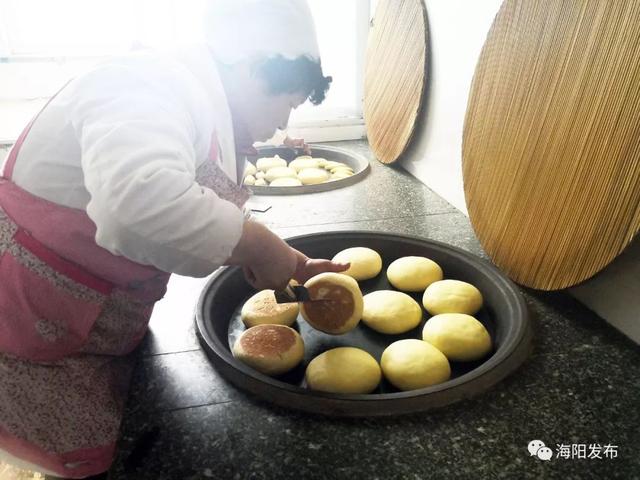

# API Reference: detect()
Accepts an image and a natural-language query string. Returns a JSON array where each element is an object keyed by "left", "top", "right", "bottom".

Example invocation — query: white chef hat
[{"left": 204, "top": 0, "right": 321, "bottom": 64}]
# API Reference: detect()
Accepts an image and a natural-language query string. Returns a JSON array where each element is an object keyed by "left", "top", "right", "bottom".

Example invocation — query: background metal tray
[
  {"left": 196, "top": 232, "right": 533, "bottom": 416},
  {"left": 244, "top": 144, "right": 370, "bottom": 195}
]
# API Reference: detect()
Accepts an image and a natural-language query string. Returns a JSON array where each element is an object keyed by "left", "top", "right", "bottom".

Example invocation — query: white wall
[
  {"left": 398, "top": 0, "right": 640, "bottom": 344},
  {"left": 570, "top": 239, "right": 640, "bottom": 344},
  {"left": 0, "top": 100, "right": 45, "bottom": 145},
  {"left": 0, "top": 59, "right": 95, "bottom": 144},
  {"left": 401, "top": 0, "right": 504, "bottom": 214}
]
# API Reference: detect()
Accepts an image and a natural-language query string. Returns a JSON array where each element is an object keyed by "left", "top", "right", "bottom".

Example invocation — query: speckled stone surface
[
  {"left": 109, "top": 141, "right": 640, "bottom": 480},
  {"left": 125, "top": 349, "right": 243, "bottom": 414}
]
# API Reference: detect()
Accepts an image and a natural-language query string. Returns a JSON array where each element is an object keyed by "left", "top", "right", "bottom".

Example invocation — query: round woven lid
[
  {"left": 463, "top": 0, "right": 640, "bottom": 290},
  {"left": 364, "top": 0, "right": 428, "bottom": 164}
]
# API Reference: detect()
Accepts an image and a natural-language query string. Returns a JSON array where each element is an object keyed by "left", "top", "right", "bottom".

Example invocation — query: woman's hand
[
  {"left": 226, "top": 221, "right": 297, "bottom": 290},
  {"left": 291, "top": 248, "right": 350, "bottom": 284},
  {"left": 283, "top": 135, "right": 312, "bottom": 155},
  {"left": 225, "top": 221, "right": 348, "bottom": 290}
]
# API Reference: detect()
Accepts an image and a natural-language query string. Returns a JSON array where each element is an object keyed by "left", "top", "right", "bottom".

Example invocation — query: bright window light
[{"left": 0, "top": 0, "right": 367, "bottom": 139}]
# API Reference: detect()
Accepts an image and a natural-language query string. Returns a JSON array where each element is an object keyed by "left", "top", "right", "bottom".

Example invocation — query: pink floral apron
[{"left": 0, "top": 92, "right": 249, "bottom": 478}]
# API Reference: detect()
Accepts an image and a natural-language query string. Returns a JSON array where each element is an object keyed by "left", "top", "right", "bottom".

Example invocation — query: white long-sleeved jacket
[{"left": 8, "top": 46, "right": 246, "bottom": 277}]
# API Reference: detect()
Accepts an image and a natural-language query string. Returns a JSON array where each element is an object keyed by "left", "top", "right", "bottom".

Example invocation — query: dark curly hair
[{"left": 255, "top": 55, "right": 332, "bottom": 105}]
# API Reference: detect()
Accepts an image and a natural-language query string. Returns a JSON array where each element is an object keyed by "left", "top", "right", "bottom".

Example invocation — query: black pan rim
[{"left": 195, "top": 231, "right": 532, "bottom": 413}]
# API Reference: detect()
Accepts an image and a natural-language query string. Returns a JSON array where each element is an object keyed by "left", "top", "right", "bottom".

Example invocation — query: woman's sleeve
[{"left": 70, "top": 67, "right": 245, "bottom": 277}]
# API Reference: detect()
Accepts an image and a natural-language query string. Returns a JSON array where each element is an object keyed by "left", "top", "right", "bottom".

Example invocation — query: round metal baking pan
[
  {"left": 196, "top": 232, "right": 533, "bottom": 416},
  {"left": 243, "top": 144, "right": 370, "bottom": 195}
]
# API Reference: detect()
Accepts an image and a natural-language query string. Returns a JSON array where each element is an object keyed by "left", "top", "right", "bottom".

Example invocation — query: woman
[{"left": 0, "top": 0, "right": 346, "bottom": 477}]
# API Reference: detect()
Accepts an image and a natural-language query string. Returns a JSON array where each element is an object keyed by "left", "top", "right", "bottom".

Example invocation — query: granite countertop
[{"left": 108, "top": 140, "right": 640, "bottom": 480}]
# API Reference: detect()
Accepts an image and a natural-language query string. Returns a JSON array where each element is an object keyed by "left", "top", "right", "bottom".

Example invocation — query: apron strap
[{"left": 204, "top": 131, "right": 251, "bottom": 208}]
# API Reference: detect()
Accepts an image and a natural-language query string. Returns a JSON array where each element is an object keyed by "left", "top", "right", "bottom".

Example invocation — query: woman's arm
[{"left": 225, "top": 220, "right": 348, "bottom": 290}]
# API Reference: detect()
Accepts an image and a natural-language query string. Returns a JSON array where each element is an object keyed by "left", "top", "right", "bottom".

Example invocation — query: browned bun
[
  {"left": 232, "top": 324, "right": 304, "bottom": 376},
  {"left": 300, "top": 272, "right": 363, "bottom": 335}
]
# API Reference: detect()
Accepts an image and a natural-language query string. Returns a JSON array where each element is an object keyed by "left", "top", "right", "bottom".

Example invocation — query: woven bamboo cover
[
  {"left": 364, "top": 0, "right": 428, "bottom": 164},
  {"left": 463, "top": 0, "right": 640, "bottom": 290}
]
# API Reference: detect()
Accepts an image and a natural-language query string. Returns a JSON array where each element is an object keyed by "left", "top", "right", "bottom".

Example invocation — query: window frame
[{"left": 288, "top": 0, "right": 370, "bottom": 142}]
